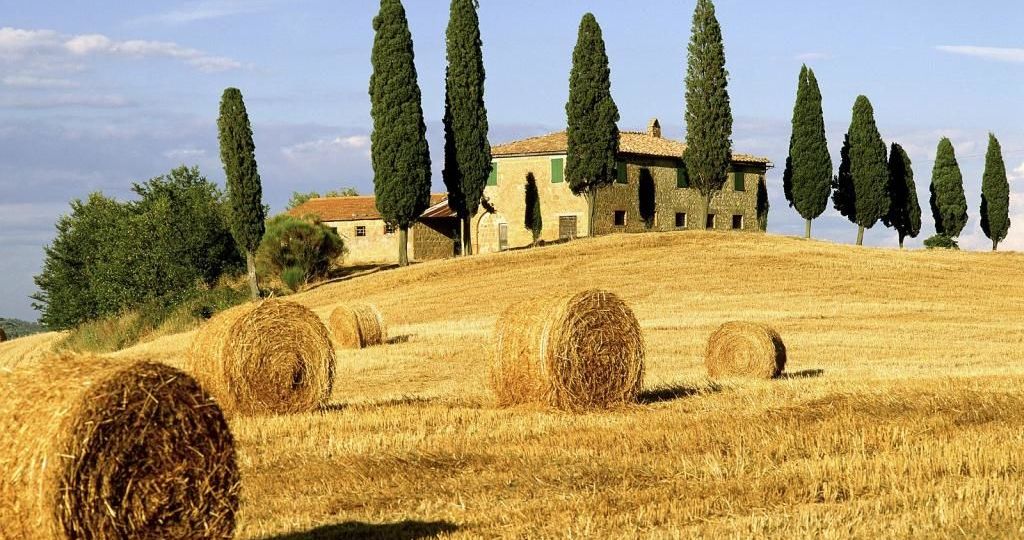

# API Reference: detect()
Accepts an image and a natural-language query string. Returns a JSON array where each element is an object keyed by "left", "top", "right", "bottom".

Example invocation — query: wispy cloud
[
  {"left": 1, "top": 75, "right": 78, "bottom": 89},
  {"left": 282, "top": 135, "right": 372, "bottom": 159},
  {"left": 132, "top": 0, "right": 276, "bottom": 25},
  {"left": 0, "top": 94, "right": 134, "bottom": 109},
  {"left": 795, "top": 52, "right": 831, "bottom": 62},
  {"left": 936, "top": 45, "right": 1024, "bottom": 63}
]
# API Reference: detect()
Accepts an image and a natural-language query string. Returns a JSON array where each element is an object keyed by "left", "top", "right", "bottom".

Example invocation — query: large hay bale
[
  {"left": 187, "top": 299, "right": 335, "bottom": 416},
  {"left": 705, "top": 321, "right": 786, "bottom": 379},
  {"left": 0, "top": 354, "right": 239, "bottom": 539},
  {"left": 491, "top": 289, "right": 645, "bottom": 411},
  {"left": 328, "top": 304, "right": 387, "bottom": 349}
]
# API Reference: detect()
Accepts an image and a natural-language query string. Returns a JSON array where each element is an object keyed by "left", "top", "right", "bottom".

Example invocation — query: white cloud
[
  {"left": 163, "top": 148, "right": 207, "bottom": 160},
  {"left": 133, "top": 0, "right": 275, "bottom": 25},
  {"left": 0, "top": 94, "right": 134, "bottom": 109},
  {"left": 936, "top": 45, "right": 1024, "bottom": 63},
  {"left": 282, "top": 135, "right": 372, "bottom": 158},
  {"left": 1, "top": 75, "right": 78, "bottom": 89},
  {"left": 795, "top": 52, "right": 831, "bottom": 62}
]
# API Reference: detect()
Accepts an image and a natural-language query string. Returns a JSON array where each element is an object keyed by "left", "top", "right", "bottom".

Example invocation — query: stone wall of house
[
  {"left": 328, "top": 219, "right": 399, "bottom": 265},
  {"left": 476, "top": 155, "right": 589, "bottom": 254},
  {"left": 413, "top": 218, "right": 459, "bottom": 261}
]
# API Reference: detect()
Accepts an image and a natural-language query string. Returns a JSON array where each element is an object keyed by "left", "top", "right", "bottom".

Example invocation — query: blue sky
[{"left": 2, "top": 0, "right": 1023, "bottom": 320}]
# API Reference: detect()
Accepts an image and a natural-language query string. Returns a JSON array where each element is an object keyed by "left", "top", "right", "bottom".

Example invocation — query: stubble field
[{"left": 3, "top": 231, "right": 1024, "bottom": 538}]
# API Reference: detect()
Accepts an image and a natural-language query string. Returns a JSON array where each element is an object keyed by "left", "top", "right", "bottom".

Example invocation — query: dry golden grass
[{"left": 4, "top": 231, "right": 1024, "bottom": 538}]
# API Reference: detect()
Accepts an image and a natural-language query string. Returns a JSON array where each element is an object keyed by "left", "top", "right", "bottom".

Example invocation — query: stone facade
[
  {"left": 413, "top": 218, "right": 460, "bottom": 261},
  {"left": 325, "top": 218, "right": 401, "bottom": 265}
]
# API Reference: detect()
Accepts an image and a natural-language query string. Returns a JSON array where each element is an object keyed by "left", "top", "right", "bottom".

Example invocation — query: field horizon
[{"left": 4, "top": 230, "right": 1024, "bottom": 538}]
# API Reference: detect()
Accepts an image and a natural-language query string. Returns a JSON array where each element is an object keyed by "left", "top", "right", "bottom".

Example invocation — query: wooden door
[{"left": 559, "top": 216, "right": 577, "bottom": 241}]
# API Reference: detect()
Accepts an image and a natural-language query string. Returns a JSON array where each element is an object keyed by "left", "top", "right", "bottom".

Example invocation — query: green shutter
[
  {"left": 487, "top": 161, "right": 498, "bottom": 186},
  {"left": 616, "top": 161, "right": 627, "bottom": 184},
  {"left": 676, "top": 165, "right": 690, "bottom": 188},
  {"left": 551, "top": 158, "right": 564, "bottom": 183},
  {"left": 733, "top": 171, "right": 745, "bottom": 191}
]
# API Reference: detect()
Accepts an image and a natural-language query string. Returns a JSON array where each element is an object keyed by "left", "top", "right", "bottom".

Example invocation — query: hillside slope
[{"left": 4, "top": 232, "right": 1024, "bottom": 538}]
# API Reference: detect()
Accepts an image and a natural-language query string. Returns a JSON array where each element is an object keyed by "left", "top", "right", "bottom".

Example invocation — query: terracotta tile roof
[
  {"left": 421, "top": 197, "right": 458, "bottom": 219},
  {"left": 491, "top": 130, "right": 771, "bottom": 165},
  {"left": 288, "top": 193, "right": 447, "bottom": 222}
]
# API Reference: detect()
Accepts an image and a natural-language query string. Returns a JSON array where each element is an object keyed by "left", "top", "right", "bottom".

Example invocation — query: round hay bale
[
  {"left": 0, "top": 354, "right": 239, "bottom": 539},
  {"left": 705, "top": 321, "right": 786, "bottom": 379},
  {"left": 491, "top": 289, "right": 645, "bottom": 411},
  {"left": 328, "top": 304, "right": 387, "bottom": 349},
  {"left": 187, "top": 299, "right": 335, "bottom": 416}
]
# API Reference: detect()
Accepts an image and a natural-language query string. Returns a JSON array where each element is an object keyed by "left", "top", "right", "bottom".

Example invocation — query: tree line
[{"left": 784, "top": 66, "right": 1011, "bottom": 250}]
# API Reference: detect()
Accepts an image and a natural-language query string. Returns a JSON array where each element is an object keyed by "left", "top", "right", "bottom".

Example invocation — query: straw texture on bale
[
  {"left": 187, "top": 299, "right": 335, "bottom": 416},
  {"left": 0, "top": 354, "right": 239, "bottom": 540},
  {"left": 491, "top": 289, "right": 645, "bottom": 411},
  {"left": 328, "top": 304, "right": 387, "bottom": 349},
  {"left": 705, "top": 321, "right": 787, "bottom": 379}
]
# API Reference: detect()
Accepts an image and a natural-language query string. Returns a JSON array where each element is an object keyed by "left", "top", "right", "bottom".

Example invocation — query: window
[
  {"left": 487, "top": 161, "right": 498, "bottom": 186},
  {"left": 706, "top": 214, "right": 716, "bottom": 229},
  {"left": 732, "top": 215, "right": 744, "bottom": 230},
  {"left": 616, "top": 161, "right": 628, "bottom": 184},
  {"left": 355, "top": 226, "right": 367, "bottom": 237},
  {"left": 551, "top": 158, "right": 564, "bottom": 183},
  {"left": 675, "top": 212, "right": 687, "bottom": 228},
  {"left": 384, "top": 224, "right": 396, "bottom": 235},
  {"left": 614, "top": 210, "right": 626, "bottom": 227},
  {"left": 733, "top": 171, "right": 745, "bottom": 191},
  {"left": 676, "top": 164, "right": 690, "bottom": 188}
]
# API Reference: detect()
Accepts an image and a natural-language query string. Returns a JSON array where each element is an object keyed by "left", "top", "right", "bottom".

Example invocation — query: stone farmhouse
[
  {"left": 476, "top": 118, "right": 772, "bottom": 254},
  {"left": 290, "top": 118, "right": 771, "bottom": 264}
]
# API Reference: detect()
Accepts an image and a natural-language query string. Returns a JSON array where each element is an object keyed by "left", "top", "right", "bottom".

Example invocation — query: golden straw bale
[
  {"left": 187, "top": 299, "right": 335, "bottom": 416},
  {"left": 328, "top": 304, "right": 387, "bottom": 349},
  {"left": 705, "top": 321, "right": 786, "bottom": 379},
  {"left": 0, "top": 354, "right": 239, "bottom": 539},
  {"left": 491, "top": 289, "right": 645, "bottom": 411}
]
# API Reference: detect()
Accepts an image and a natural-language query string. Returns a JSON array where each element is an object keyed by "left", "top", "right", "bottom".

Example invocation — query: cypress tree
[
  {"left": 442, "top": 0, "right": 490, "bottom": 256},
  {"left": 684, "top": 0, "right": 733, "bottom": 229},
  {"left": 929, "top": 138, "right": 968, "bottom": 240},
  {"left": 882, "top": 143, "right": 921, "bottom": 248},
  {"left": 370, "top": 0, "right": 432, "bottom": 266},
  {"left": 524, "top": 173, "right": 542, "bottom": 246},
  {"left": 566, "top": 13, "right": 619, "bottom": 237},
  {"left": 981, "top": 133, "right": 1010, "bottom": 251},
  {"left": 831, "top": 133, "right": 855, "bottom": 223},
  {"left": 217, "top": 87, "right": 265, "bottom": 299},
  {"left": 784, "top": 66, "right": 832, "bottom": 239},
  {"left": 847, "top": 96, "right": 889, "bottom": 245}
]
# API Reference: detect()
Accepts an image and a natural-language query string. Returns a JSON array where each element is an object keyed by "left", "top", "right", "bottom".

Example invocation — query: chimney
[{"left": 647, "top": 118, "right": 662, "bottom": 138}]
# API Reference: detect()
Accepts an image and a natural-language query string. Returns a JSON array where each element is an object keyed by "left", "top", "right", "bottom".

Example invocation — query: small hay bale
[
  {"left": 0, "top": 354, "right": 239, "bottom": 539},
  {"left": 705, "top": 321, "right": 786, "bottom": 379},
  {"left": 491, "top": 289, "right": 645, "bottom": 411},
  {"left": 328, "top": 304, "right": 387, "bottom": 349},
  {"left": 187, "top": 299, "right": 335, "bottom": 416}
]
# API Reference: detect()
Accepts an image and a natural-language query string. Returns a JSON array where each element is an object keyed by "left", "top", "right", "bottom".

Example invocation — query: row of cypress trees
[{"left": 784, "top": 68, "right": 1011, "bottom": 250}]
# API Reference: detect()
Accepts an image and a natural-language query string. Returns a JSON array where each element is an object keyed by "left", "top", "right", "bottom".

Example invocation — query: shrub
[
  {"left": 923, "top": 234, "right": 960, "bottom": 250},
  {"left": 281, "top": 266, "right": 306, "bottom": 293},
  {"left": 257, "top": 215, "right": 345, "bottom": 289}
]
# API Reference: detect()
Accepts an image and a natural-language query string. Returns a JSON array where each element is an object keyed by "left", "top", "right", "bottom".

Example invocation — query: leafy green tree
[
  {"left": 638, "top": 168, "right": 656, "bottom": 229},
  {"left": 256, "top": 214, "right": 345, "bottom": 291},
  {"left": 784, "top": 65, "right": 832, "bottom": 238},
  {"left": 756, "top": 176, "right": 770, "bottom": 231},
  {"left": 929, "top": 137, "right": 968, "bottom": 239},
  {"left": 684, "top": 0, "right": 733, "bottom": 229},
  {"left": 443, "top": 0, "right": 491, "bottom": 256},
  {"left": 981, "top": 133, "right": 1010, "bottom": 251},
  {"left": 217, "top": 87, "right": 266, "bottom": 297},
  {"left": 831, "top": 133, "right": 855, "bottom": 223},
  {"left": 370, "top": 0, "right": 432, "bottom": 266},
  {"left": 882, "top": 143, "right": 921, "bottom": 248},
  {"left": 524, "top": 173, "right": 542, "bottom": 246},
  {"left": 566, "top": 13, "right": 619, "bottom": 237},
  {"left": 847, "top": 96, "right": 889, "bottom": 245}
]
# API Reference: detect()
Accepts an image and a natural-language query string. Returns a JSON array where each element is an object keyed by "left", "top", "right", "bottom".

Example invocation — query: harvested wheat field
[{"left": 4, "top": 231, "right": 1024, "bottom": 538}]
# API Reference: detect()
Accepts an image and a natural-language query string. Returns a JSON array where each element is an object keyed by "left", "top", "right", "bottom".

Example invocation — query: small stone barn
[
  {"left": 475, "top": 118, "right": 772, "bottom": 254},
  {"left": 288, "top": 194, "right": 460, "bottom": 264}
]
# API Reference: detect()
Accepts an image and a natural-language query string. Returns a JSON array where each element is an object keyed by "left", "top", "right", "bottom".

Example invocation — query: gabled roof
[
  {"left": 491, "top": 130, "right": 771, "bottom": 165},
  {"left": 288, "top": 194, "right": 448, "bottom": 222}
]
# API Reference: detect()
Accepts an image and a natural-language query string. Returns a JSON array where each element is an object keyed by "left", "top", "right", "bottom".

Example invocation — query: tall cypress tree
[
  {"left": 370, "top": 0, "right": 432, "bottom": 266},
  {"left": 684, "top": 0, "right": 733, "bottom": 229},
  {"left": 981, "top": 133, "right": 1010, "bottom": 251},
  {"left": 831, "top": 133, "right": 856, "bottom": 224},
  {"left": 784, "top": 66, "right": 832, "bottom": 239},
  {"left": 524, "top": 173, "right": 542, "bottom": 246},
  {"left": 566, "top": 13, "right": 619, "bottom": 237},
  {"left": 847, "top": 96, "right": 889, "bottom": 245},
  {"left": 217, "top": 87, "right": 265, "bottom": 298},
  {"left": 442, "top": 0, "right": 490, "bottom": 256},
  {"left": 929, "top": 137, "right": 968, "bottom": 240},
  {"left": 882, "top": 143, "right": 921, "bottom": 248}
]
